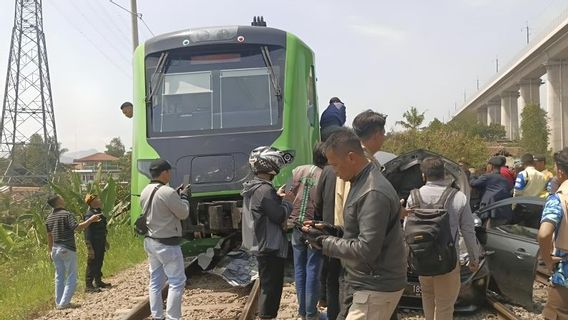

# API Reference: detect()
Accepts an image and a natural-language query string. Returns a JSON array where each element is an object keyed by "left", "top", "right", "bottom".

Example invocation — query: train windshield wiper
[
  {"left": 146, "top": 52, "right": 169, "bottom": 105},
  {"left": 260, "top": 46, "right": 282, "bottom": 100}
]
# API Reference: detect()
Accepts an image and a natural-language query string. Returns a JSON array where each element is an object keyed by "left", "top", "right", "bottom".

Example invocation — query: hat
[
  {"left": 85, "top": 194, "right": 97, "bottom": 205},
  {"left": 149, "top": 159, "right": 172, "bottom": 174},
  {"left": 329, "top": 97, "right": 342, "bottom": 104},
  {"left": 488, "top": 156, "right": 506, "bottom": 167},
  {"left": 533, "top": 154, "right": 546, "bottom": 162}
]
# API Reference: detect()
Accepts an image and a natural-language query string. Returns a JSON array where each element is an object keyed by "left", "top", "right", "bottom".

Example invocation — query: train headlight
[{"left": 281, "top": 150, "right": 295, "bottom": 164}]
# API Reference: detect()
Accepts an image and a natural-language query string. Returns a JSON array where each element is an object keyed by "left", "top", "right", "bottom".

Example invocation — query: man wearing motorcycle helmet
[{"left": 241, "top": 146, "right": 295, "bottom": 320}]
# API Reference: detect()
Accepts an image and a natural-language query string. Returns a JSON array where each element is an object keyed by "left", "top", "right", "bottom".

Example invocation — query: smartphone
[{"left": 284, "top": 178, "right": 294, "bottom": 193}]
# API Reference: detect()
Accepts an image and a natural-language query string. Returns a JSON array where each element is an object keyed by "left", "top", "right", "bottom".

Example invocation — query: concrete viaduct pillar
[
  {"left": 501, "top": 91, "right": 520, "bottom": 140},
  {"left": 519, "top": 79, "right": 542, "bottom": 110},
  {"left": 487, "top": 100, "right": 501, "bottom": 125},
  {"left": 546, "top": 60, "right": 568, "bottom": 151},
  {"left": 477, "top": 106, "right": 487, "bottom": 125}
]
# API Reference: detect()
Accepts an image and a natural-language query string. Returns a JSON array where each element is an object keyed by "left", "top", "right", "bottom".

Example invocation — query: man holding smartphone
[{"left": 140, "top": 159, "right": 191, "bottom": 320}]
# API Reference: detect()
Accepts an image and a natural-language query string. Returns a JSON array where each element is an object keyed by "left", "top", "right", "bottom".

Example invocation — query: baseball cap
[
  {"left": 329, "top": 97, "right": 342, "bottom": 104},
  {"left": 149, "top": 159, "right": 173, "bottom": 174},
  {"left": 84, "top": 194, "right": 97, "bottom": 205},
  {"left": 533, "top": 154, "right": 546, "bottom": 162}
]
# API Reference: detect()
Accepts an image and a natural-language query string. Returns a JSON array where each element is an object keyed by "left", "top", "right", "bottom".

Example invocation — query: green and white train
[{"left": 129, "top": 19, "right": 319, "bottom": 240}]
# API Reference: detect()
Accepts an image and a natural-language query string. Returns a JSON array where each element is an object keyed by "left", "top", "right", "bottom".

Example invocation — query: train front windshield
[{"left": 145, "top": 44, "right": 285, "bottom": 136}]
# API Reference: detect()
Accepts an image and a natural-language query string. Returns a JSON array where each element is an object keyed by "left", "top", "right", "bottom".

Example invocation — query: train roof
[{"left": 144, "top": 25, "right": 290, "bottom": 55}]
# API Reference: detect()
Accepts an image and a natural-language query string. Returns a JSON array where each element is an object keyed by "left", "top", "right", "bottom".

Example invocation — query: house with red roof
[{"left": 72, "top": 152, "right": 120, "bottom": 184}]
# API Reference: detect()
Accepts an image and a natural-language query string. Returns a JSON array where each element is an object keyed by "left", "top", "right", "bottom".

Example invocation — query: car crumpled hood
[{"left": 382, "top": 149, "right": 470, "bottom": 202}]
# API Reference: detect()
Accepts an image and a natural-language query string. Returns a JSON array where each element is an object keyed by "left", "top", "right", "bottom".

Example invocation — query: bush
[
  {"left": 383, "top": 126, "right": 488, "bottom": 167},
  {"left": 0, "top": 223, "right": 145, "bottom": 319},
  {"left": 0, "top": 170, "right": 137, "bottom": 319}
]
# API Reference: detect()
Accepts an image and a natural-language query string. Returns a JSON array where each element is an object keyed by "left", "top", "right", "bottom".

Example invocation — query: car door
[{"left": 483, "top": 200, "right": 541, "bottom": 309}]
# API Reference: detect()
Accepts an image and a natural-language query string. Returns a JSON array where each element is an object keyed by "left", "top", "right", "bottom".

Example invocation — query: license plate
[{"left": 404, "top": 284, "right": 422, "bottom": 297}]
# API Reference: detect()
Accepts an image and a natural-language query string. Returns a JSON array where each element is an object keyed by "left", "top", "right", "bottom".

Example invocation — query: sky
[{"left": 0, "top": 0, "right": 567, "bottom": 153}]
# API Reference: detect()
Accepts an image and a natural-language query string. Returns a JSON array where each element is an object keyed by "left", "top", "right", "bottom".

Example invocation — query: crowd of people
[
  {"left": 240, "top": 98, "right": 567, "bottom": 320},
  {"left": 43, "top": 97, "right": 566, "bottom": 319},
  {"left": 467, "top": 151, "right": 553, "bottom": 228}
]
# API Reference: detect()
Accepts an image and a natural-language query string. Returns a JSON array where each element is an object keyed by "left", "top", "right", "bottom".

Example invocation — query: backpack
[{"left": 404, "top": 186, "right": 458, "bottom": 276}]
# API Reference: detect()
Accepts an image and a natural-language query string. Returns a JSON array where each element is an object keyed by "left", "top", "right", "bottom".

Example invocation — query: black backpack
[{"left": 404, "top": 187, "right": 458, "bottom": 276}]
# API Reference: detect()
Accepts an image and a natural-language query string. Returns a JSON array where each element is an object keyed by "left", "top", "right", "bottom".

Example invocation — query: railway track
[
  {"left": 535, "top": 267, "right": 551, "bottom": 285},
  {"left": 120, "top": 270, "right": 260, "bottom": 320},
  {"left": 535, "top": 271, "right": 550, "bottom": 285},
  {"left": 486, "top": 295, "right": 521, "bottom": 320}
]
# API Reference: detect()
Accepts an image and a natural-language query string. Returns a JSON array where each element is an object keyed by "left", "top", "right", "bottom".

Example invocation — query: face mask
[{"left": 334, "top": 102, "right": 344, "bottom": 109}]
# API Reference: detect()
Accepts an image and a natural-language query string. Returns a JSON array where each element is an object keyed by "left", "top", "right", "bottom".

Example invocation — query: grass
[{"left": 0, "top": 223, "right": 146, "bottom": 320}]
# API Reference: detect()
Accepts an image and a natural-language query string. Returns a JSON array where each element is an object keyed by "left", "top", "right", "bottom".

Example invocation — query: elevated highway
[{"left": 454, "top": 11, "right": 568, "bottom": 151}]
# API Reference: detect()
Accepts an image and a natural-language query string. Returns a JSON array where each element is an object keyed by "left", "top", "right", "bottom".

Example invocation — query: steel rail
[{"left": 486, "top": 295, "right": 521, "bottom": 320}]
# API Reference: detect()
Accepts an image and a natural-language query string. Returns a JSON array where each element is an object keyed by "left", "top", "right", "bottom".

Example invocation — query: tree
[
  {"left": 396, "top": 106, "right": 426, "bottom": 130},
  {"left": 118, "top": 150, "right": 131, "bottom": 184},
  {"left": 5, "top": 133, "right": 61, "bottom": 185},
  {"left": 105, "top": 137, "right": 125, "bottom": 158},
  {"left": 520, "top": 103, "right": 549, "bottom": 154},
  {"left": 428, "top": 118, "right": 444, "bottom": 131},
  {"left": 448, "top": 112, "right": 506, "bottom": 141},
  {"left": 383, "top": 125, "right": 488, "bottom": 167}
]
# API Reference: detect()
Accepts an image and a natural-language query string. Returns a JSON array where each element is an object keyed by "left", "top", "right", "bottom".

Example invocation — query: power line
[
  {"left": 139, "top": 16, "right": 155, "bottom": 37},
  {"left": 109, "top": 0, "right": 155, "bottom": 36},
  {"left": 67, "top": 0, "right": 132, "bottom": 64},
  {"left": 86, "top": 0, "right": 132, "bottom": 46},
  {"left": 46, "top": 1, "right": 131, "bottom": 78}
]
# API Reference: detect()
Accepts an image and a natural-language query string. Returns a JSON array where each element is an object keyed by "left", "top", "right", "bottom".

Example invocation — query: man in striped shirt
[{"left": 46, "top": 194, "right": 101, "bottom": 309}]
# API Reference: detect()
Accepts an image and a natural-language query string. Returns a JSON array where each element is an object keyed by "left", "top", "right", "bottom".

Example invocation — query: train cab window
[
  {"left": 146, "top": 44, "right": 285, "bottom": 137},
  {"left": 219, "top": 68, "right": 278, "bottom": 129},
  {"left": 156, "top": 71, "right": 213, "bottom": 132}
]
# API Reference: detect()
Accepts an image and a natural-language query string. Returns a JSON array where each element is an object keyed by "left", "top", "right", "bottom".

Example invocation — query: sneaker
[
  {"left": 85, "top": 286, "right": 101, "bottom": 293},
  {"left": 56, "top": 303, "right": 80, "bottom": 310},
  {"left": 95, "top": 280, "right": 112, "bottom": 288}
]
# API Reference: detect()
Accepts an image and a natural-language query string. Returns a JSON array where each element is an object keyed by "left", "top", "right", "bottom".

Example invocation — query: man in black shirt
[
  {"left": 84, "top": 194, "right": 111, "bottom": 292},
  {"left": 46, "top": 194, "right": 101, "bottom": 309}
]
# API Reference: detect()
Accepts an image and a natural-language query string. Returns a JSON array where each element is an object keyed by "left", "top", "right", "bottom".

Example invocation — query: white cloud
[{"left": 348, "top": 23, "right": 406, "bottom": 42}]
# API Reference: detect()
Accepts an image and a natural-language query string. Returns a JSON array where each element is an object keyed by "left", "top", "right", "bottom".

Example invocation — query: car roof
[{"left": 477, "top": 196, "right": 545, "bottom": 213}]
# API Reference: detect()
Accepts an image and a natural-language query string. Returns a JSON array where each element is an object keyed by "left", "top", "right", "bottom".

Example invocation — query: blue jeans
[
  {"left": 292, "top": 229, "right": 323, "bottom": 318},
  {"left": 51, "top": 245, "right": 77, "bottom": 307},
  {"left": 144, "top": 238, "right": 186, "bottom": 320}
]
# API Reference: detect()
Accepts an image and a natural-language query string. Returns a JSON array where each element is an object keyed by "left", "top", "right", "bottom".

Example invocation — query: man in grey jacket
[
  {"left": 406, "top": 157, "right": 480, "bottom": 320},
  {"left": 306, "top": 128, "right": 406, "bottom": 320},
  {"left": 140, "top": 159, "right": 190, "bottom": 320}
]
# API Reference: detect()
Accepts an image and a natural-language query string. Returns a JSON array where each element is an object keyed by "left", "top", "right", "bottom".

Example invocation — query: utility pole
[
  {"left": 496, "top": 56, "right": 499, "bottom": 73},
  {"left": 130, "top": 0, "right": 139, "bottom": 51},
  {"left": 523, "top": 21, "right": 530, "bottom": 44},
  {"left": 477, "top": 76, "right": 480, "bottom": 90}
]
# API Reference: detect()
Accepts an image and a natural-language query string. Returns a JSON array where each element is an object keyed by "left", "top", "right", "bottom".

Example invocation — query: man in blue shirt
[
  {"left": 320, "top": 97, "right": 346, "bottom": 141},
  {"left": 538, "top": 148, "right": 568, "bottom": 319}
]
